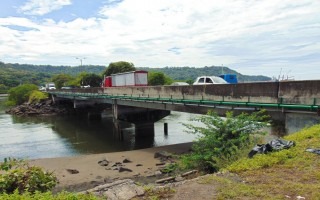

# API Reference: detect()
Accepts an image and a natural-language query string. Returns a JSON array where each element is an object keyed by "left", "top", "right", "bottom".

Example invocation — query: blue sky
[{"left": 0, "top": 0, "right": 319, "bottom": 80}]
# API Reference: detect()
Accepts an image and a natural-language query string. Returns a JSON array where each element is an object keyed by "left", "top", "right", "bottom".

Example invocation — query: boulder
[{"left": 82, "top": 179, "right": 144, "bottom": 200}]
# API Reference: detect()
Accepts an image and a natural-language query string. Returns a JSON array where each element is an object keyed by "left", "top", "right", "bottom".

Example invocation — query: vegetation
[
  {"left": 51, "top": 74, "right": 73, "bottom": 89},
  {"left": 148, "top": 71, "right": 173, "bottom": 86},
  {"left": 196, "top": 124, "right": 320, "bottom": 199},
  {"left": 0, "top": 158, "right": 57, "bottom": 194},
  {"left": 102, "top": 61, "right": 136, "bottom": 76},
  {"left": 7, "top": 84, "right": 39, "bottom": 106},
  {"left": 181, "top": 110, "right": 269, "bottom": 172},
  {"left": 0, "top": 191, "right": 101, "bottom": 200},
  {"left": 140, "top": 66, "right": 271, "bottom": 83},
  {"left": 28, "top": 90, "right": 49, "bottom": 104},
  {"left": 0, "top": 62, "right": 271, "bottom": 93},
  {"left": 81, "top": 73, "right": 102, "bottom": 87},
  {"left": 143, "top": 185, "right": 176, "bottom": 200}
]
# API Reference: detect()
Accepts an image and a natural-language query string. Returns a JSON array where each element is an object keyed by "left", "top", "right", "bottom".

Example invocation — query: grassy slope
[{"left": 200, "top": 124, "right": 320, "bottom": 199}]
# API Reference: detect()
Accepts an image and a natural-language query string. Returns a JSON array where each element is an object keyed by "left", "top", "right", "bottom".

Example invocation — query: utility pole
[
  {"left": 76, "top": 57, "right": 86, "bottom": 71},
  {"left": 76, "top": 57, "right": 86, "bottom": 87}
]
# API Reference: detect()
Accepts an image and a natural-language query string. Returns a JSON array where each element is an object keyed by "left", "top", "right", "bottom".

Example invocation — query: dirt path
[{"left": 170, "top": 180, "right": 216, "bottom": 200}]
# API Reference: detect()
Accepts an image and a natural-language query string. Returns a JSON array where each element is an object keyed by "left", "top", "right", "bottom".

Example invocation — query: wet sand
[{"left": 29, "top": 142, "right": 193, "bottom": 192}]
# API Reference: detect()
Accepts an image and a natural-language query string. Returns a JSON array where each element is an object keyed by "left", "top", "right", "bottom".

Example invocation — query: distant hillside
[
  {"left": 0, "top": 62, "right": 106, "bottom": 92},
  {"left": 0, "top": 62, "right": 271, "bottom": 92},
  {"left": 9, "top": 63, "right": 105, "bottom": 75},
  {"left": 139, "top": 66, "right": 271, "bottom": 83}
]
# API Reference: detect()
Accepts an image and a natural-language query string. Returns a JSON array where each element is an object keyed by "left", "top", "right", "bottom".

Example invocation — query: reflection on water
[{"left": 0, "top": 97, "right": 196, "bottom": 160}]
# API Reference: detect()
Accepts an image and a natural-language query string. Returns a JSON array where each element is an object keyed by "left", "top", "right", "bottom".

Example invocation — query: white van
[{"left": 193, "top": 76, "right": 228, "bottom": 85}]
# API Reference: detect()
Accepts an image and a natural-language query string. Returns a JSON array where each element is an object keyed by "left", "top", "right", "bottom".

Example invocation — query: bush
[
  {"left": 0, "top": 158, "right": 57, "bottom": 194},
  {"left": 7, "top": 84, "right": 39, "bottom": 105},
  {"left": 181, "top": 110, "right": 269, "bottom": 172},
  {"left": 0, "top": 190, "right": 100, "bottom": 200},
  {"left": 28, "top": 90, "right": 48, "bottom": 104}
]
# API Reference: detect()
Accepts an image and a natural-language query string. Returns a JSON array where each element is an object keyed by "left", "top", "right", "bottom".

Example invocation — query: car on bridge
[{"left": 193, "top": 76, "right": 228, "bottom": 85}]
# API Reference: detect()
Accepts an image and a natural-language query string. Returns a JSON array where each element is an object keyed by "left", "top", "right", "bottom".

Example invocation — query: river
[{"left": 0, "top": 96, "right": 197, "bottom": 160}]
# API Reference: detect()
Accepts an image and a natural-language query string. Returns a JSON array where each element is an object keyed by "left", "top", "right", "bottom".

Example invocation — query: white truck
[{"left": 45, "top": 82, "right": 56, "bottom": 90}]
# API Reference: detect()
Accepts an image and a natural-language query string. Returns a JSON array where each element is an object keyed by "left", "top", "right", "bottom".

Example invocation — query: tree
[
  {"left": 82, "top": 73, "right": 102, "bottom": 87},
  {"left": 7, "top": 84, "right": 39, "bottom": 105},
  {"left": 182, "top": 110, "right": 269, "bottom": 172},
  {"left": 148, "top": 72, "right": 165, "bottom": 86},
  {"left": 148, "top": 71, "right": 173, "bottom": 86},
  {"left": 51, "top": 74, "right": 73, "bottom": 89},
  {"left": 102, "top": 61, "right": 136, "bottom": 76}
]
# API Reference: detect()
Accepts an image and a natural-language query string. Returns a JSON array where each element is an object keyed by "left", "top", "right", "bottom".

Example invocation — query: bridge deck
[{"left": 49, "top": 82, "right": 320, "bottom": 114}]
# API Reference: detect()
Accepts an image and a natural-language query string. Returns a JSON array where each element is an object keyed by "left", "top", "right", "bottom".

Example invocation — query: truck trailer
[{"left": 102, "top": 71, "right": 148, "bottom": 87}]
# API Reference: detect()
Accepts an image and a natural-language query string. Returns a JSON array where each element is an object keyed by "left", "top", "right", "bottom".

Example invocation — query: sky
[{"left": 0, "top": 0, "right": 319, "bottom": 80}]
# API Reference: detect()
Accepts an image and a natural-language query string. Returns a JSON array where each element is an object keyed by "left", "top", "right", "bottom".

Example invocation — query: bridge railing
[{"left": 51, "top": 80, "right": 320, "bottom": 113}]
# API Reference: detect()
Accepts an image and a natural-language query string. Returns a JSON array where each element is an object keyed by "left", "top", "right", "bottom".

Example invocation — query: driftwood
[
  {"left": 181, "top": 170, "right": 198, "bottom": 177},
  {"left": 155, "top": 176, "right": 175, "bottom": 184}
]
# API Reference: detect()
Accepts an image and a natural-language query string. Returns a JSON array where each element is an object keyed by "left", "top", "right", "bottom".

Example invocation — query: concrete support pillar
[
  {"left": 112, "top": 99, "right": 118, "bottom": 120},
  {"left": 135, "top": 122, "right": 155, "bottom": 138},
  {"left": 164, "top": 123, "right": 168, "bottom": 135},
  {"left": 113, "top": 120, "right": 123, "bottom": 141},
  {"left": 112, "top": 99, "right": 123, "bottom": 140}
]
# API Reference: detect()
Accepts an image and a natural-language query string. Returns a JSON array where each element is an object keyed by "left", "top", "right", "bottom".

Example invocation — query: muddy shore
[{"left": 29, "top": 142, "right": 193, "bottom": 192}]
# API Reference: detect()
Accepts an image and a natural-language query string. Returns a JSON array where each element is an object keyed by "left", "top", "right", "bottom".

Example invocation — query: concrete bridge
[{"left": 49, "top": 80, "right": 320, "bottom": 137}]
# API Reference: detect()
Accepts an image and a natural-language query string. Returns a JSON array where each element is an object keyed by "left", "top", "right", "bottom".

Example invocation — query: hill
[
  {"left": 140, "top": 66, "right": 271, "bottom": 83},
  {"left": 0, "top": 62, "right": 271, "bottom": 93}
]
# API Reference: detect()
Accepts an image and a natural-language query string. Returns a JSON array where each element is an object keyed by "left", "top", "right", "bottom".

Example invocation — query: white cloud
[
  {"left": 19, "top": 0, "right": 72, "bottom": 15},
  {"left": 0, "top": 0, "right": 319, "bottom": 79}
]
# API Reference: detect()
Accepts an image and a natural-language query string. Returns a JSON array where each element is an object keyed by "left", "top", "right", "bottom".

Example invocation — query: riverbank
[{"left": 29, "top": 142, "right": 193, "bottom": 193}]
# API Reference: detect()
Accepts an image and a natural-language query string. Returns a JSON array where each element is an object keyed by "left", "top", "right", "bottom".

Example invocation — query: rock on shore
[{"left": 5, "top": 99, "right": 73, "bottom": 116}]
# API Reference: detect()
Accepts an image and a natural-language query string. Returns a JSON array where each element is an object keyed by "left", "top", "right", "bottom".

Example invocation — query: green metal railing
[{"left": 50, "top": 91, "right": 319, "bottom": 112}]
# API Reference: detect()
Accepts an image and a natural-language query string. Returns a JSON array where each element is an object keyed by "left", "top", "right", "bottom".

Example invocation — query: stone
[
  {"left": 154, "top": 170, "right": 162, "bottom": 176},
  {"left": 66, "top": 169, "right": 79, "bottom": 174},
  {"left": 136, "top": 164, "right": 143, "bottom": 167},
  {"left": 118, "top": 167, "right": 133, "bottom": 173},
  {"left": 82, "top": 179, "right": 145, "bottom": 200},
  {"left": 133, "top": 173, "right": 140, "bottom": 177},
  {"left": 175, "top": 176, "right": 185, "bottom": 182},
  {"left": 123, "top": 158, "right": 132, "bottom": 163},
  {"left": 154, "top": 151, "right": 172, "bottom": 160},
  {"left": 156, "top": 162, "right": 166, "bottom": 166},
  {"left": 98, "top": 159, "right": 109, "bottom": 166}
]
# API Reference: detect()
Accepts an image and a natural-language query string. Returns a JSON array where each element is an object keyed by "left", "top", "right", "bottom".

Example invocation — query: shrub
[
  {"left": 28, "top": 90, "right": 48, "bottom": 104},
  {"left": 0, "top": 158, "right": 57, "bottom": 194},
  {"left": 182, "top": 110, "right": 269, "bottom": 172},
  {"left": 7, "top": 84, "right": 38, "bottom": 105}
]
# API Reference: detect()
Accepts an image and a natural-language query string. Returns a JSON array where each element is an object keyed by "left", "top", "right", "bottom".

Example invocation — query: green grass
[
  {"left": 198, "top": 124, "right": 320, "bottom": 199},
  {"left": 0, "top": 190, "right": 101, "bottom": 200}
]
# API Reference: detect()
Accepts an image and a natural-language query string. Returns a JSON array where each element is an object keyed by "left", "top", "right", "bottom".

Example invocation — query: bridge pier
[{"left": 111, "top": 103, "right": 170, "bottom": 139}]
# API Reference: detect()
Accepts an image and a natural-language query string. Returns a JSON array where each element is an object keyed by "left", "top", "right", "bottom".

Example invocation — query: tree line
[{"left": 0, "top": 61, "right": 271, "bottom": 94}]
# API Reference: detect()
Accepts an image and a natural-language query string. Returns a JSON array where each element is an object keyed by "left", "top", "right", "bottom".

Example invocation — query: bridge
[{"left": 49, "top": 80, "right": 320, "bottom": 137}]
